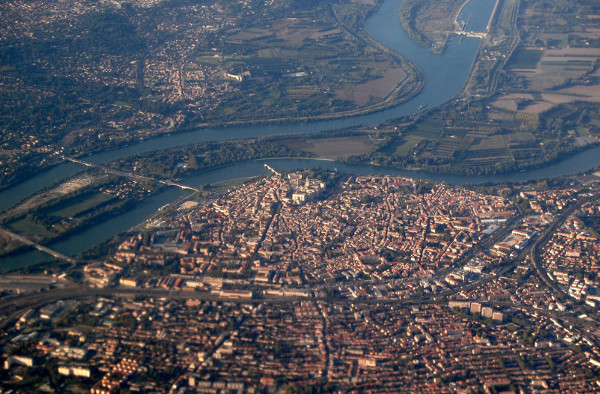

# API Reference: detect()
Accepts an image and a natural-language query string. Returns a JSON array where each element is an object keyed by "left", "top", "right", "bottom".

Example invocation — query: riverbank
[
  {"left": 1, "top": 0, "right": 485, "bottom": 199},
  {"left": 398, "top": 0, "right": 467, "bottom": 55},
  {"left": 4, "top": 142, "right": 600, "bottom": 273},
  {"left": 3, "top": 0, "right": 580, "bottom": 272}
]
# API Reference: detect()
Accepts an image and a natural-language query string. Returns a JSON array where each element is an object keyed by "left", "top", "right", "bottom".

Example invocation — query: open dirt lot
[
  {"left": 524, "top": 48, "right": 600, "bottom": 91},
  {"left": 272, "top": 20, "right": 341, "bottom": 46},
  {"left": 490, "top": 47, "right": 600, "bottom": 116}
]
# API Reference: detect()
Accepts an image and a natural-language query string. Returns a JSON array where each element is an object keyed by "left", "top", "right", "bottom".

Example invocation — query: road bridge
[
  {"left": 264, "top": 163, "right": 281, "bottom": 177},
  {"left": 0, "top": 227, "right": 76, "bottom": 265},
  {"left": 64, "top": 156, "right": 202, "bottom": 193}
]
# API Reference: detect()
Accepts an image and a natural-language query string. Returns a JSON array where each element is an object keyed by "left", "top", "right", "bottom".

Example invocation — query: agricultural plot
[
  {"left": 554, "top": 85, "right": 600, "bottom": 103},
  {"left": 513, "top": 49, "right": 600, "bottom": 92},
  {"left": 442, "top": 127, "right": 471, "bottom": 140},
  {"left": 507, "top": 48, "right": 544, "bottom": 70},
  {"left": 576, "top": 127, "right": 589, "bottom": 138},
  {"left": 272, "top": 20, "right": 341, "bottom": 46},
  {"left": 433, "top": 137, "right": 465, "bottom": 159},
  {"left": 227, "top": 28, "right": 273, "bottom": 42},
  {"left": 392, "top": 135, "right": 424, "bottom": 156},
  {"left": 503, "top": 131, "right": 544, "bottom": 161},
  {"left": 503, "top": 132, "right": 536, "bottom": 144},
  {"left": 487, "top": 109, "right": 515, "bottom": 121},
  {"left": 462, "top": 149, "right": 511, "bottom": 165},
  {"left": 199, "top": 3, "right": 420, "bottom": 122},
  {"left": 411, "top": 119, "right": 444, "bottom": 139},
  {"left": 285, "top": 136, "right": 375, "bottom": 159},
  {"left": 335, "top": 66, "right": 406, "bottom": 106},
  {"left": 285, "top": 86, "right": 319, "bottom": 100},
  {"left": 490, "top": 93, "right": 535, "bottom": 112},
  {"left": 469, "top": 134, "right": 507, "bottom": 151},
  {"left": 491, "top": 47, "right": 600, "bottom": 117}
]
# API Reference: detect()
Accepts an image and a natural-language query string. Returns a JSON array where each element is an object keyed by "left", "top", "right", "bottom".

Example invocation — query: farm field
[
  {"left": 199, "top": 0, "right": 422, "bottom": 123},
  {"left": 490, "top": 46, "right": 600, "bottom": 117},
  {"left": 394, "top": 135, "right": 424, "bottom": 156},
  {"left": 335, "top": 65, "right": 407, "bottom": 106},
  {"left": 284, "top": 136, "right": 375, "bottom": 160}
]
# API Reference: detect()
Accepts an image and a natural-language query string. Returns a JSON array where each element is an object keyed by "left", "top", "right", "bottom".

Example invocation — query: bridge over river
[
  {"left": 0, "top": 227, "right": 76, "bottom": 266},
  {"left": 64, "top": 156, "right": 202, "bottom": 192}
]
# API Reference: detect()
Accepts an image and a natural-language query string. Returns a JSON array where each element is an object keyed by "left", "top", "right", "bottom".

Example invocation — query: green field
[
  {"left": 469, "top": 135, "right": 507, "bottom": 150},
  {"left": 51, "top": 193, "right": 115, "bottom": 218},
  {"left": 394, "top": 135, "right": 424, "bottom": 156},
  {"left": 580, "top": 216, "right": 600, "bottom": 239},
  {"left": 541, "top": 60, "right": 593, "bottom": 66},
  {"left": 508, "top": 48, "right": 544, "bottom": 69},
  {"left": 504, "top": 132, "right": 535, "bottom": 144},
  {"left": 10, "top": 218, "right": 55, "bottom": 238},
  {"left": 411, "top": 119, "right": 444, "bottom": 139},
  {"left": 197, "top": 55, "right": 220, "bottom": 65}
]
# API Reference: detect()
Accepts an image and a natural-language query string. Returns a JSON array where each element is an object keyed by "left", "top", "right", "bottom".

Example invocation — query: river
[
  {"left": 2, "top": 0, "right": 598, "bottom": 271},
  {"left": 0, "top": 0, "right": 490, "bottom": 212}
]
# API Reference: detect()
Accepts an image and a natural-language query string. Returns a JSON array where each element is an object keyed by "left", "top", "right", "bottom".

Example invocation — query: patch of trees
[{"left": 113, "top": 140, "right": 311, "bottom": 179}]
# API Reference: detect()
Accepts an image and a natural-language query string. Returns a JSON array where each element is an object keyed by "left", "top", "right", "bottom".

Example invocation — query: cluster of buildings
[
  {"left": 4, "top": 296, "right": 600, "bottom": 392},
  {"left": 0, "top": 0, "right": 268, "bottom": 158},
  {"left": 518, "top": 188, "right": 579, "bottom": 214},
  {"left": 5, "top": 175, "right": 600, "bottom": 391},
  {"left": 110, "top": 174, "right": 515, "bottom": 292},
  {"left": 454, "top": 184, "right": 600, "bottom": 312},
  {"left": 449, "top": 301, "right": 505, "bottom": 322},
  {"left": 1, "top": 0, "right": 243, "bottom": 107},
  {"left": 492, "top": 228, "right": 538, "bottom": 258},
  {"left": 540, "top": 200, "right": 600, "bottom": 306}
]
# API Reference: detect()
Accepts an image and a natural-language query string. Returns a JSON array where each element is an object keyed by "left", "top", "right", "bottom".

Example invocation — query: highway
[{"left": 529, "top": 193, "right": 596, "bottom": 300}]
